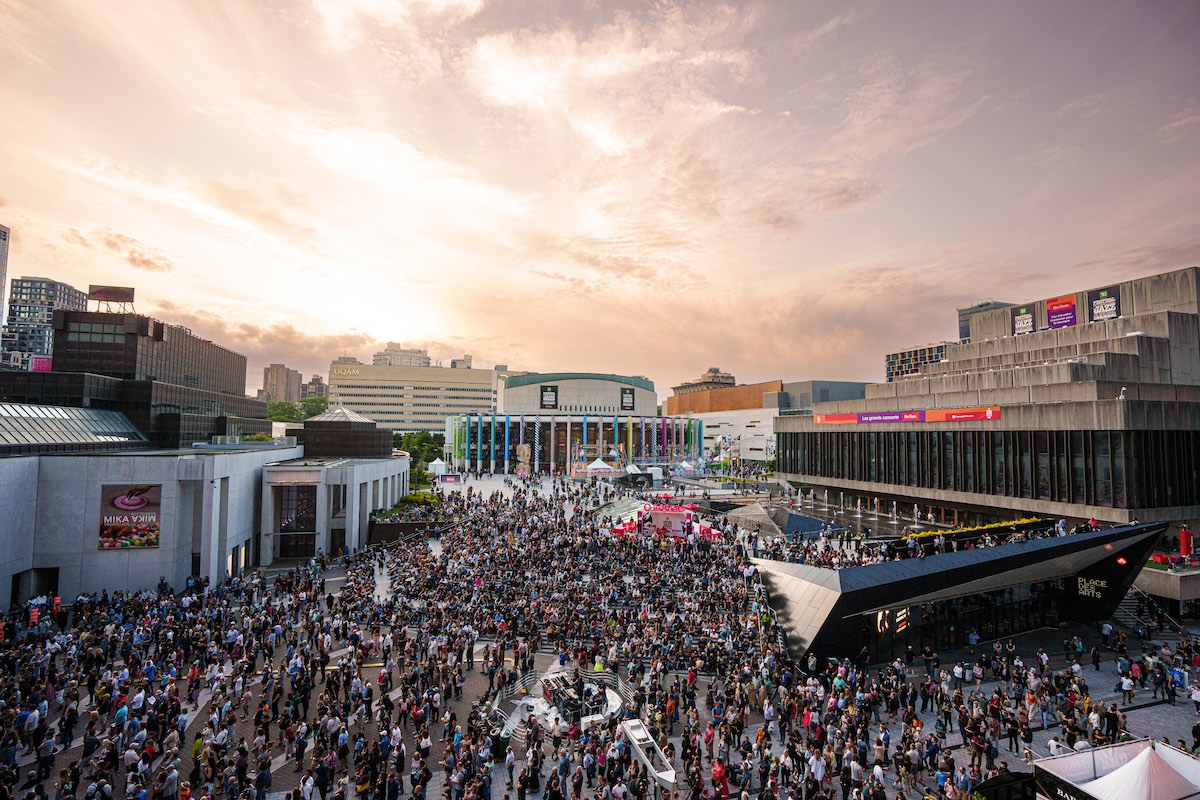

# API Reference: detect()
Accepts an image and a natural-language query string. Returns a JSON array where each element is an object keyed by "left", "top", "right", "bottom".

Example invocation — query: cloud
[
  {"left": 1057, "top": 93, "right": 1106, "bottom": 118},
  {"left": 98, "top": 229, "right": 174, "bottom": 272},
  {"left": 1158, "top": 102, "right": 1200, "bottom": 144},
  {"left": 53, "top": 224, "right": 175, "bottom": 272}
]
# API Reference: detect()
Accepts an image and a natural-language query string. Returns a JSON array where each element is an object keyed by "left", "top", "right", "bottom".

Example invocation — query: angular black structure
[{"left": 755, "top": 523, "right": 1165, "bottom": 663}]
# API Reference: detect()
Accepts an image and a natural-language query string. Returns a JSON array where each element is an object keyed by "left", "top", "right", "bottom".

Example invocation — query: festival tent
[
  {"left": 587, "top": 458, "right": 616, "bottom": 472},
  {"left": 625, "top": 464, "right": 642, "bottom": 474},
  {"left": 1035, "top": 739, "right": 1200, "bottom": 800},
  {"left": 427, "top": 458, "right": 448, "bottom": 476}
]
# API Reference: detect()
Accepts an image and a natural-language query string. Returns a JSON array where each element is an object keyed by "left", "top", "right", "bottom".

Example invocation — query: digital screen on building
[
  {"left": 29, "top": 356, "right": 52, "bottom": 372},
  {"left": 1088, "top": 285, "right": 1122, "bottom": 322},
  {"left": 1011, "top": 305, "right": 1034, "bottom": 335},
  {"left": 540, "top": 385, "right": 558, "bottom": 410},
  {"left": 620, "top": 387, "right": 635, "bottom": 411},
  {"left": 99, "top": 484, "right": 161, "bottom": 549},
  {"left": 1046, "top": 294, "right": 1077, "bottom": 329}
]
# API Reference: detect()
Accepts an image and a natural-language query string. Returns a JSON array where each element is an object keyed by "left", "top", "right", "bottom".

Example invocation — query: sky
[{"left": 1, "top": 0, "right": 1198, "bottom": 396}]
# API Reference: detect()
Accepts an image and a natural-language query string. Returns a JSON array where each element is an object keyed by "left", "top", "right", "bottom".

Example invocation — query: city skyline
[{"left": 1, "top": 0, "right": 1198, "bottom": 393}]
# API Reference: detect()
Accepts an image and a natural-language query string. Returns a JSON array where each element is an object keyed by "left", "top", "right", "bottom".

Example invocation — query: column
[
  {"left": 260, "top": 484, "right": 275, "bottom": 568},
  {"left": 489, "top": 415, "right": 496, "bottom": 474},
  {"left": 203, "top": 480, "right": 223, "bottom": 585},
  {"left": 549, "top": 418, "right": 556, "bottom": 475},
  {"left": 315, "top": 483, "right": 330, "bottom": 556},
  {"left": 464, "top": 416, "right": 472, "bottom": 471},
  {"left": 343, "top": 481, "right": 357, "bottom": 556}
]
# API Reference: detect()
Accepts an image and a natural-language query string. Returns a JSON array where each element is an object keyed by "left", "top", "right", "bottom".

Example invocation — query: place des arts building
[{"left": 766, "top": 266, "right": 1200, "bottom": 661}]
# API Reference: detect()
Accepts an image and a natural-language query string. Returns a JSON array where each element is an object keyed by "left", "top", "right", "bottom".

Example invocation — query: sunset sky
[{"left": 1, "top": 0, "right": 1198, "bottom": 394}]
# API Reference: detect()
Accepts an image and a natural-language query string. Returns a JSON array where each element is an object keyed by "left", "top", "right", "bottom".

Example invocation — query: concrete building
[
  {"left": 373, "top": 344, "right": 431, "bottom": 367},
  {"left": 328, "top": 361, "right": 515, "bottom": 433},
  {"left": 260, "top": 409, "right": 408, "bottom": 562},
  {"left": 261, "top": 363, "right": 302, "bottom": 403},
  {"left": 0, "top": 434, "right": 304, "bottom": 606},
  {"left": 0, "top": 276, "right": 88, "bottom": 371},
  {"left": 300, "top": 374, "right": 328, "bottom": 400},
  {"left": 958, "top": 300, "right": 1015, "bottom": 342},
  {"left": 777, "top": 265, "right": 1200, "bottom": 528},
  {"left": 0, "top": 224, "right": 9, "bottom": 328},
  {"left": 0, "top": 402, "right": 407, "bottom": 606},
  {"left": 450, "top": 354, "right": 473, "bottom": 369},
  {"left": 884, "top": 342, "right": 953, "bottom": 382}
]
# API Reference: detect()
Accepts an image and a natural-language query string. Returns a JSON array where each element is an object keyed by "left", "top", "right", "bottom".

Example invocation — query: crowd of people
[{"left": 0, "top": 474, "right": 1193, "bottom": 800}]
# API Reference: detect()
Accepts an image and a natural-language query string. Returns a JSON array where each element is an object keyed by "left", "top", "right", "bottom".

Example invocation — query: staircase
[{"left": 1113, "top": 585, "right": 1192, "bottom": 639}]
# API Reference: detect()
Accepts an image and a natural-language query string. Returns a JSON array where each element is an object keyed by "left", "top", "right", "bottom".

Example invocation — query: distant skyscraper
[
  {"left": 373, "top": 344, "right": 432, "bottom": 367},
  {"left": 0, "top": 225, "right": 10, "bottom": 329},
  {"left": 0, "top": 276, "right": 88, "bottom": 371},
  {"left": 262, "top": 363, "right": 302, "bottom": 403}
]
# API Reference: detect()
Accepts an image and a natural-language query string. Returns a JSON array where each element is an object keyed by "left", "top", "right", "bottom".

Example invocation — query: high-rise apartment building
[
  {"left": 261, "top": 363, "right": 302, "bottom": 403},
  {"left": 301, "top": 374, "right": 328, "bottom": 400},
  {"left": 373, "top": 344, "right": 431, "bottom": 367},
  {"left": 0, "top": 225, "right": 10, "bottom": 329},
  {"left": 328, "top": 360, "right": 516, "bottom": 432},
  {"left": 0, "top": 276, "right": 88, "bottom": 371}
]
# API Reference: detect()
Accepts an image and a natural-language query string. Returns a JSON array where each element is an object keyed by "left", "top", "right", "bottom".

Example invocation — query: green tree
[
  {"left": 300, "top": 395, "right": 328, "bottom": 419},
  {"left": 392, "top": 431, "right": 446, "bottom": 465},
  {"left": 265, "top": 400, "right": 301, "bottom": 422}
]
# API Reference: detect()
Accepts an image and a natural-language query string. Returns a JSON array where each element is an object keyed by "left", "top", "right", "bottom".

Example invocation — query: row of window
[
  {"left": 329, "top": 384, "right": 493, "bottom": 392},
  {"left": 778, "top": 429, "right": 1200, "bottom": 510}
]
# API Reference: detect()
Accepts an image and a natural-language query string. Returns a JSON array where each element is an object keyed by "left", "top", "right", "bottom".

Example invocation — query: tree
[
  {"left": 392, "top": 431, "right": 445, "bottom": 465},
  {"left": 265, "top": 400, "right": 301, "bottom": 423},
  {"left": 300, "top": 396, "right": 328, "bottom": 419}
]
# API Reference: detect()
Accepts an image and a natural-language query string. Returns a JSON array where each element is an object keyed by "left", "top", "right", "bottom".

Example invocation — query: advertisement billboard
[
  {"left": 1088, "top": 285, "right": 1122, "bottom": 322},
  {"left": 540, "top": 385, "right": 558, "bottom": 410},
  {"left": 29, "top": 356, "right": 52, "bottom": 372},
  {"left": 620, "top": 387, "right": 635, "bottom": 411},
  {"left": 1046, "top": 294, "right": 1077, "bottom": 329},
  {"left": 98, "top": 484, "right": 161, "bottom": 549},
  {"left": 1011, "top": 305, "right": 1035, "bottom": 336},
  {"left": 88, "top": 285, "right": 136, "bottom": 303}
]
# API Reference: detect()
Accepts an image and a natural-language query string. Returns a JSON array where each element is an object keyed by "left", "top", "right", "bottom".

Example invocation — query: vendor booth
[
  {"left": 638, "top": 503, "right": 693, "bottom": 537},
  {"left": 1034, "top": 739, "right": 1200, "bottom": 800}
]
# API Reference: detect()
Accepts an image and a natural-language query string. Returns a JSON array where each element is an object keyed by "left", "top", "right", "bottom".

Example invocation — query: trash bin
[{"left": 499, "top": 729, "right": 512, "bottom": 755}]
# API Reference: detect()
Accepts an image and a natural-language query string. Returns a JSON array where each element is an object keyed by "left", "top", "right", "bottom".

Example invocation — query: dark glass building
[{"left": 0, "top": 311, "right": 269, "bottom": 447}]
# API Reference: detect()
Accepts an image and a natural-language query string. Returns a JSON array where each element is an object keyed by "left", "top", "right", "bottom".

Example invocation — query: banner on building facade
[
  {"left": 1046, "top": 294, "right": 1077, "bottom": 329},
  {"left": 620, "top": 387, "right": 635, "bottom": 411},
  {"left": 99, "top": 484, "right": 161, "bottom": 549},
  {"left": 814, "top": 406, "right": 1001, "bottom": 424},
  {"left": 540, "top": 385, "right": 558, "bottom": 410},
  {"left": 1088, "top": 285, "right": 1122, "bottom": 322}
]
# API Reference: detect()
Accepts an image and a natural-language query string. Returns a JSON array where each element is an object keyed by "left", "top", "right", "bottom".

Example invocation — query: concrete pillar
[
  {"left": 344, "top": 481, "right": 358, "bottom": 555},
  {"left": 316, "top": 483, "right": 330, "bottom": 557},
  {"left": 260, "top": 484, "right": 275, "bottom": 568},
  {"left": 205, "top": 480, "right": 223, "bottom": 585}
]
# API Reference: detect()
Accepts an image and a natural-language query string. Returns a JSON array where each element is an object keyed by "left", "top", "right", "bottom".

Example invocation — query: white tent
[
  {"left": 587, "top": 458, "right": 615, "bottom": 471},
  {"left": 625, "top": 464, "right": 642, "bottom": 474},
  {"left": 679, "top": 461, "right": 694, "bottom": 470},
  {"left": 427, "top": 458, "right": 447, "bottom": 476},
  {"left": 1037, "top": 739, "right": 1200, "bottom": 800},
  {"left": 1081, "top": 747, "right": 1200, "bottom": 800}
]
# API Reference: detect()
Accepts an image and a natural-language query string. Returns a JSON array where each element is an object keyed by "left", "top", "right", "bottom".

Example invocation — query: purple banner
[{"left": 858, "top": 411, "right": 925, "bottom": 423}]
